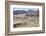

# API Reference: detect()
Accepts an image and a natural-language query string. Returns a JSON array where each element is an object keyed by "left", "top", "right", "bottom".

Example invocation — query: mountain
[
  {"left": 14, "top": 9, "right": 35, "bottom": 14},
  {"left": 13, "top": 9, "right": 39, "bottom": 16}
]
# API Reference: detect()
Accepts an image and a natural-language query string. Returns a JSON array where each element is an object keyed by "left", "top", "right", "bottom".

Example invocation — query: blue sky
[{"left": 13, "top": 8, "right": 39, "bottom": 11}]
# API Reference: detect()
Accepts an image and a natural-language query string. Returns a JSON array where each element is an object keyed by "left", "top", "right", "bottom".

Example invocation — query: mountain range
[{"left": 13, "top": 9, "right": 39, "bottom": 16}]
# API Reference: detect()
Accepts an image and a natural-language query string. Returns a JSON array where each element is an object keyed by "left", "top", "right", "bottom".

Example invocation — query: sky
[{"left": 13, "top": 8, "right": 39, "bottom": 11}]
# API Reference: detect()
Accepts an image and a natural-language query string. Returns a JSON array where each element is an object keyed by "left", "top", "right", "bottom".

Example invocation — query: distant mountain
[
  {"left": 14, "top": 9, "right": 35, "bottom": 14},
  {"left": 13, "top": 9, "right": 39, "bottom": 16}
]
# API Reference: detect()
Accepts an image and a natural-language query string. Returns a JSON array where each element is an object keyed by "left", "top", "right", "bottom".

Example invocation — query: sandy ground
[{"left": 13, "top": 15, "right": 39, "bottom": 28}]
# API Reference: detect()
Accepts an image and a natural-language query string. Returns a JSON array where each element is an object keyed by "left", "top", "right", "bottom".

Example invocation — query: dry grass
[{"left": 13, "top": 15, "right": 39, "bottom": 28}]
